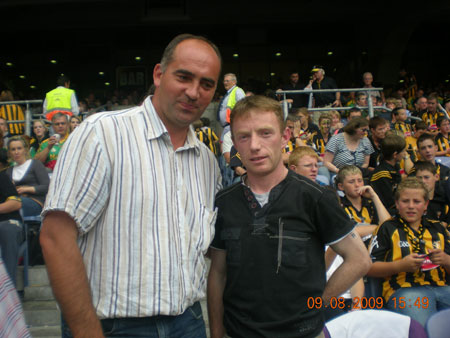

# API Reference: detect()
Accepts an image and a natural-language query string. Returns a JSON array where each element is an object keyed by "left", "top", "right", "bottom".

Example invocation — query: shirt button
[{"left": 251, "top": 203, "right": 257, "bottom": 208}]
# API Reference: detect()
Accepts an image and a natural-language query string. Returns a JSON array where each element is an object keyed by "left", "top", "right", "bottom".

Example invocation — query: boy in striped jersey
[
  {"left": 435, "top": 116, "right": 450, "bottom": 157},
  {"left": 370, "top": 134, "right": 410, "bottom": 213},
  {"left": 368, "top": 177, "right": 450, "bottom": 326},
  {"left": 336, "top": 165, "right": 391, "bottom": 242}
]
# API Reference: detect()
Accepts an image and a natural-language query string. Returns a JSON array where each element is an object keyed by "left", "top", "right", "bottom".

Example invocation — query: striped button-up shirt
[
  {"left": 0, "top": 258, "right": 31, "bottom": 338},
  {"left": 43, "top": 96, "right": 221, "bottom": 319}
]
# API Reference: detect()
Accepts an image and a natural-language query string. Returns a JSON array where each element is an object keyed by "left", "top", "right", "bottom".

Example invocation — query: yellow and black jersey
[
  {"left": 421, "top": 110, "right": 444, "bottom": 129},
  {"left": 283, "top": 140, "right": 295, "bottom": 154},
  {"left": 201, "top": 126, "right": 219, "bottom": 155},
  {"left": 311, "top": 131, "right": 331, "bottom": 155},
  {"left": 340, "top": 195, "right": 378, "bottom": 225},
  {"left": 369, "top": 216, "right": 450, "bottom": 302},
  {"left": 435, "top": 133, "right": 450, "bottom": 157},
  {"left": 229, "top": 146, "right": 243, "bottom": 170},
  {"left": 393, "top": 121, "right": 412, "bottom": 136},
  {"left": 370, "top": 161, "right": 402, "bottom": 211},
  {"left": 409, "top": 162, "right": 450, "bottom": 181},
  {"left": 405, "top": 136, "right": 419, "bottom": 163},
  {"left": 0, "top": 104, "right": 25, "bottom": 135},
  {"left": 194, "top": 128, "right": 215, "bottom": 154}
]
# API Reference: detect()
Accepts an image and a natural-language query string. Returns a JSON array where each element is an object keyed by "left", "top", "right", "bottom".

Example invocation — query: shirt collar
[
  {"left": 142, "top": 96, "right": 201, "bottom": 155},
  {"left": 227, "top": 85, "right": 237, "bottom": 94}
]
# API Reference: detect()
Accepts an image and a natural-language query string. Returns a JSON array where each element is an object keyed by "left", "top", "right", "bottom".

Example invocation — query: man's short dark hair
[
  {"left": 57, "top": 75, "right": 70, "bottom": 86},
  {"left": 286, "top": 114, "right": 300, "bottom": 122},
  {"left": 391, "top": 107, "right": 404, "bottom": 118},
  {"left": 369, "top": 116, "right": 388, "bottom": 130},
  {"left": 160, "top": 34, "right": 222, "bottom": 72},
  {"left": 417, "top": 133, "right": 435, "bottom": 148},
  {"left": 414, "top": 161, "right": 437, "bottom": 175},
  {"left": 380, "top": 134, "right": 406, "bottom": 160}
]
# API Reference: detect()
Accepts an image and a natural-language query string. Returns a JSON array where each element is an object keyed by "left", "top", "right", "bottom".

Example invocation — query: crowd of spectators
[{"left": 0, "top": 65, "right": 450, "bottom": 333}]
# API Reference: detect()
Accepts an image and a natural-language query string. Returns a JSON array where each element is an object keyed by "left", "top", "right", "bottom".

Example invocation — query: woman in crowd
[
  {"left": 368, "top": 177, "right": 450, "bottom": 327},
  {"left": 70, "top": 115, "right": 81, "bottom": 132},
  {"left": 29, "top": 120, "right": 49, "bottom": 158},
  {"left": 329, "top": 110, "right": 344, "bottom": 135},
  {"left": 323, "top": 117, "right": 374, "bottom": 179},
  {"left": 6, "top": 136, "right": 49, "bottom": 217},
  {"left": 294, "top": 107, "right": 319, "bottom": 144}
]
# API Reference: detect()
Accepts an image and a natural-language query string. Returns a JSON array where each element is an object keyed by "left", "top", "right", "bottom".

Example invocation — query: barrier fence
[{"left": 277, "top": 87, "right": 385, "bottom": 118}]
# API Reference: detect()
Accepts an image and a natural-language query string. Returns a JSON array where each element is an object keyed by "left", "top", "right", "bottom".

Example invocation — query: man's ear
[
  {"left": 153, "top": 64, "right": 163, "bottom": 87},
  {"left": 281, "top": 127, "right": 290, "bottom": 149}
]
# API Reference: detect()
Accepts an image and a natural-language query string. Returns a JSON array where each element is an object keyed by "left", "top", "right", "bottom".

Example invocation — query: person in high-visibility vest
[
  {"left": 216, "top": 73, "right": 245, "bottom": 134},
  {"left": 43, "top": 75, "right": 79, "bottom": 121}
]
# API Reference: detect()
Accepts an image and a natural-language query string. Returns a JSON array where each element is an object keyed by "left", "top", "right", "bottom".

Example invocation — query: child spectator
[
  {"left": 435, "top": 116, "right": 450, "bottom": 157},
  {"left": 368, "top": 116, "right": 389, "bottom": 171},
  {"left": 370, "top": 134, "right": 410, "bottom": 212},
  {"left": 337, "top": 165, "right": 391, "bottom": 240},
  {"left": 288, "top": 146, "right": 328, "bottom": 185},
  {"left": 392, "top": 108, "right": 412, "bottom": 136},
  {"left": 405, "top": 121, "right": 427, "bottom": 163},
  {"left": 368, "top": 177, "right": 450, "bottom": 327},
  {"left": 414, "top": 161, "right": 450, "bottom": 226},
  {"left": 410, "top": 133, "right": 450, "bottom": 181},
  {"left": 312, "top": 113, "right": 332, "bottom": 156}
]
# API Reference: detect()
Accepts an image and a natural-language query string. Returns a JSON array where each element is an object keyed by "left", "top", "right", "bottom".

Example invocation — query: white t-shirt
[{"left": 12, "top": 159, "right": 32, "bottom": 183}]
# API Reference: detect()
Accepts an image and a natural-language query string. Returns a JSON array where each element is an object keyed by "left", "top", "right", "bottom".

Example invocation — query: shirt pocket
[
  {"left": 221, "top": 227, "right": 241, "bottom": 266},
  {"left": 270, "top": 224, "right": 310, "bottom": 270}
]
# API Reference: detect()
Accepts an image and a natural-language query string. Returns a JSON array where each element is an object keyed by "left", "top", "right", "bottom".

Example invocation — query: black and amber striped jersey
[
  {"left": 283, "top": 140, "right": 295, "bottom": 154},
  {"left": 405, "top": 136, "right": 419, "bottom": 163},
  {"left": 340, "top": 195, "right": 378, "bottom": 225},
  {"left": 435, "top": 133, "right": 450, "bottom": 157},
  {"left": 421, "top": 110, "right": 445, "bottom": 129},
  {"left": 369, "top": 216, "right": 450, "bottom": 302},
  {"left": 201, "top": 126, "right": 219, "bottom": 155},
  {"left": 393, "top": 121, "right": 412, "bottom": 136},
  {"left": 370, "top": 161, "right": 402, "bottom": 211},
  {"left": 311, "top": 130, "right": 331, "bottom": 155},
  {"left": 0, "top": 104, "right": 24, "bottom": 135}
]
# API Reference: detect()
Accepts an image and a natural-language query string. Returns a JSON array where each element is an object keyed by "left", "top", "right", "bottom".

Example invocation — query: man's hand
[
  {"left": 401, "top": 253, "right": 425, "bottom": 272},
  {"left": 47, "top": 135, "right": 58, "bottom": 149},
  {"left": 16, "top": 186, "right": 35, "bottom": 195}
]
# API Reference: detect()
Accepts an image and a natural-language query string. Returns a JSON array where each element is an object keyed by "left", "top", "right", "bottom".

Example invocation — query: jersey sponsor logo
[{"left": 398, "top": 241, "right": 410, "bottom": 248}]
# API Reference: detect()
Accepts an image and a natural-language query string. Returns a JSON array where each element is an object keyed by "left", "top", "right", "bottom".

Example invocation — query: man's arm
[
  {"left": 34, "top": 137, "right": 57, "bottom": 163},
  {"left": 322, "top": 231, "right": 371, "bottom": 303},
  {"left": 207, "top": 248, "right": 227, "bottom": 338},
  {"left": 0, "top": 199, "right": 21, "bottom": 214},
  {"left": 40, "top": 211, "right": 104, "bottom": 338}
]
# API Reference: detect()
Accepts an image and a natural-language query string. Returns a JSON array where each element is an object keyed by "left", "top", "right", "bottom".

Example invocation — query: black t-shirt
[
  {"left": 0, "top": 171, "right": 22, "bottom": 223},
  {"left": 312, "top": 77, "right": 338, "bottom": 107},
  {"left": 211, "top": 170, "right": 354, "bottom": 337},
  {"left": 281, "top": 82, "right": 309, "bottom": 108}
]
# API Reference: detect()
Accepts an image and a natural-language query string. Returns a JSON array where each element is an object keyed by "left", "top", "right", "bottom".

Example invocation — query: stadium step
[{"left": 17, "top": 265, "right": 62, "bottom": 337}]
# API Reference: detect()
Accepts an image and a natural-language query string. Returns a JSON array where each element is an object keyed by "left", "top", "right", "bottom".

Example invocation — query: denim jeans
[
  {"left": 20, "top": 197, "right": 42, "bottom": 217},
  {"left": 62, "top": 301, "right": 206, "bottom": 338},
  {"left": 386, "top": 285, "right": 450, "bottom": 327}
]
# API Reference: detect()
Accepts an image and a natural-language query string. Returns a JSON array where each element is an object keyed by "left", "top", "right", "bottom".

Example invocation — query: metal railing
[
  {"left": 0, "top": 100, "right": 43, "bottom": 136},
  {"left": 277, "top": 87, "right": 384, "bottom": 118}
]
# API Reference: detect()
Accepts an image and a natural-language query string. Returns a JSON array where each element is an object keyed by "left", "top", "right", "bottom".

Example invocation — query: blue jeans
[
  {"left": 20, "top": 197, "right": 42, "bottom": 217},
  {"left": 62, "top": 301, "right": 206, "bottom": 338},
  {"left": 387, "top": 285, "right": 450, "bottom": 327}
]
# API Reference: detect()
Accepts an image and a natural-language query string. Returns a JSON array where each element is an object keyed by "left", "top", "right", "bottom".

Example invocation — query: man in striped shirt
[{"left": 40, "top": 34, "right": 222, "bottom": 337}]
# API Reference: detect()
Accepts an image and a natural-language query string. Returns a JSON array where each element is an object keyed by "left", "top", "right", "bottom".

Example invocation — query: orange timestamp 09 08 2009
[{"left": 307, "top": 297, "right": 384, "bottom": 310}]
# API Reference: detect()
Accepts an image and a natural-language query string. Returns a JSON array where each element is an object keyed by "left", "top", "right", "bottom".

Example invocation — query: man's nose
[{"left": 185, "top": 82, "right": 200, "bottom": 101}]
